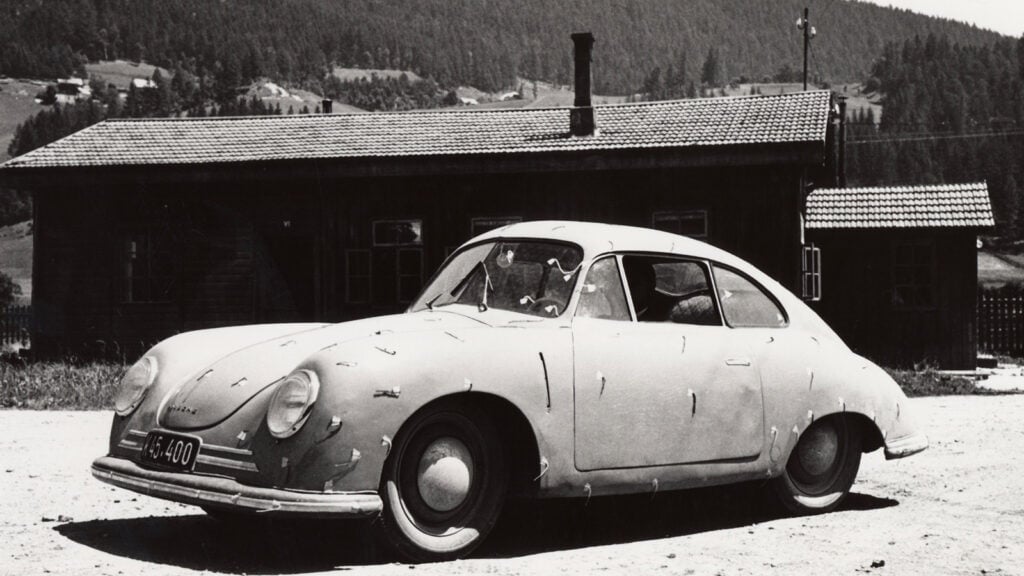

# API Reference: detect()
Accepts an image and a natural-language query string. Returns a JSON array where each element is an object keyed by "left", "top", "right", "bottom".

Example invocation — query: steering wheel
[{"left": 527, "top": 296, "right": 563, "bottom": 316}]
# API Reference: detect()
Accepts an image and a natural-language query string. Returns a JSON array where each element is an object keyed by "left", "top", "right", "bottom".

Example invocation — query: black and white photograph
[{"left": 1, "top": 0, "right": 1023, "bottom": 573}]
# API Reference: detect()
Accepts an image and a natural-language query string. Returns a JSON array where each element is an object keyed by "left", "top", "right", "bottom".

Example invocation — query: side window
[
  {"left": 892, "top": 241, "right": 934, "bottom": 310},
  {"left": 622, "top": 255, "right": 720, "bottom": 325},
  {"left": 712, "top": 265, "right": 787, "bottom": 328},
  {"left": 576, "top": 257, "right": 630, "bottom": 321},
  {"left": 123, "top": 230, "right": 174, "bottom": 303}
]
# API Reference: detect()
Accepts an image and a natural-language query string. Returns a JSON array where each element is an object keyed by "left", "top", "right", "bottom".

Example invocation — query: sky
[{"left": 856, "top": 0, "right": 1024, "bottom": 38}]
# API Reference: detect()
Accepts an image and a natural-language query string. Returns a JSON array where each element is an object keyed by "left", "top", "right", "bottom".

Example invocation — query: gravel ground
[{"left": 1, "top": 397, "right": 1022, "bottom": 576}]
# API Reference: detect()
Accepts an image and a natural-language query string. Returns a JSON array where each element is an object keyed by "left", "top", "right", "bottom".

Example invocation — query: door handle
[{"left": 725, "top": 357, "right": 751, "bottom": 366}]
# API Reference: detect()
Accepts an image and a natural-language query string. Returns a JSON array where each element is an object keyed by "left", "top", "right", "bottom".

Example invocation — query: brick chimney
[
  {"left": 321, "top": 98, "right": 333, "bottom": 114},
  {"left": 570, "top": 32, "right": 596, "bottom": 136}
]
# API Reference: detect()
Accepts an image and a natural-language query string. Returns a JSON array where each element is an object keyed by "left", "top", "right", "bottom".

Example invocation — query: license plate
[{"left": 140, "top": 431, "right": 202, "bottom": 472}]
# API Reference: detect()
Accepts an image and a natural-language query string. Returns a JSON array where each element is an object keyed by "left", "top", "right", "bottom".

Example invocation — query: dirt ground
[{"left": 1, "top": 396, "right": 1022, "bottom": 576}]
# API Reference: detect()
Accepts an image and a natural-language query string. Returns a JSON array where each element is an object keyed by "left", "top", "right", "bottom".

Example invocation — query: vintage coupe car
[{"left": 93, "top": 221, "right": 927, "bottom": 561}]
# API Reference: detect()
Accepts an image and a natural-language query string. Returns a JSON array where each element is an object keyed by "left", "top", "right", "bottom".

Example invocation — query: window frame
[
  {"left": 372, "top": 218, "right": 423, "bottom": 247},
  {"left": 344, "top": 248, "right": 373, "bottom": 304},
  {"left": 802, "top": 244, "right": 822, "bottom": 302},
  {"left": 121, "top": 229, "right": 175, "bottom": 304},
  {"left": 470, "top": 216, "right": 522, "bottom": 238},
  {"left": 574, "top": 255, "right": 632, "bottom": 322},
  {"left": 709, "top": 262, "right": 790, "bottom": 329},
  {"left": 891, "top": 239, "right": 937, "bottom": 311},
  {"left": 396, "top": 247, "right": 425, "bottom": 304},
  {"left": 582, "top": 252, "right": 724, "bottom": 326},
  {"left": 651, "top": 210, "right": 710, "bottom": 239},
  {"left": 408, "top": 237, "right": 585, "bottom": 315}
]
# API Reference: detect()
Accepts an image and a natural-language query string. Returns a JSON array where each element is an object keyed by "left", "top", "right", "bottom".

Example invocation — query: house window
[
  {"left": 373, "top": 219, "right": 423, "bottom": 246},
  {"left": 802, "top": 244, "right": 822, "bottom": 302},
  {"left": 123, "top": 230, "right": 173, "bottom": 303},
  {"left": 471, "top": 217, "right": 522, "bottom": 237},
  {"left": 892, "top": 241, "right": 935, "bottom": 310},
  {"left": 397, "top": 248, "right": 424, "bottom": 303},
  {"left": 345, "top": 249, "right": 372, "bottom": 304},
  {"left": 652, "top": 211, "right": 708, "bottom": 239}
]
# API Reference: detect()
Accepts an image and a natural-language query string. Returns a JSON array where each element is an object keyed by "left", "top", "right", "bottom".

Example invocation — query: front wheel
[
  {"left": 772, "top": 416, "right": 862, "bottom": 514},
  {"left": 376, "top": 400, "right": 507, "bottom": 562}
]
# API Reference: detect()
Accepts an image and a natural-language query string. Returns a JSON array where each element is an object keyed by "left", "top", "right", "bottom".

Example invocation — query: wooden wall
[
  {"left": 809, "top": 229, "right": 978, "bottom": 369},
  {"left": 31, "top": 162, "right": 805, "bottom": 356}
]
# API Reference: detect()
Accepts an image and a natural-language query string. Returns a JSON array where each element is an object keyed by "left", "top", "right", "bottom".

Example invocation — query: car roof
[
  {"left": 460, "top": 220, "right": 845, "bottom": 345},
  {"left": 469, "top": 220, "right": 745, "bottom": 266}
]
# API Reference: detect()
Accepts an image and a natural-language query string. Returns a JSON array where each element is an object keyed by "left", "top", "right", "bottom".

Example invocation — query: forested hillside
[
  {"left": 0, "top": 0, "right": 1005, "bottom": 94},
  {"left": 847, "top": 35, "right": 1024, "bottom": 239}
]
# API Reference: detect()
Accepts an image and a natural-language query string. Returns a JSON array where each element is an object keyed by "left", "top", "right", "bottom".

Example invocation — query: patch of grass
[
  {"left": 0, "top": 361, "right": 126, "bottom": 409},
  {"left": 885, "top": 367, "right": 1021, "bottom": 397}
]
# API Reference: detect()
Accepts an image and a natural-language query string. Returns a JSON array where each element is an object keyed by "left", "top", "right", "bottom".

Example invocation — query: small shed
[{"left": 806, "top": 182, "right": 994, "bottom": 369}]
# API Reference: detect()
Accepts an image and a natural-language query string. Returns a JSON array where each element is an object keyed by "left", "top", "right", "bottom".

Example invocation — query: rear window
[{"left": 712, "top": 265, "right": 787, "bottom": 328}]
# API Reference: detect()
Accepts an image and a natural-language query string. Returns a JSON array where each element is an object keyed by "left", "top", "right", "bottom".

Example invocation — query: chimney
[
  {"left": 570, "top": 32, "right": 595, "bottom": 136},
  {"left": 321, "top": 98, "right": 333, "bottom": 114}
]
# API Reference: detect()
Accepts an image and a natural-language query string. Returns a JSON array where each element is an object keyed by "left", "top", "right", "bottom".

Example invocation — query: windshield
[{"left": 410, "top": 240, "right": 584, "bottom": 317}]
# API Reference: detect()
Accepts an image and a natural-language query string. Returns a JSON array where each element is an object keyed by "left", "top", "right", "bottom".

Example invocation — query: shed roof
[
  {"left": 0, "top": 91, "right": 831, "bottom": 170},
  {"left": 806, "top": 182, "right": 995, "bottom": 229}
]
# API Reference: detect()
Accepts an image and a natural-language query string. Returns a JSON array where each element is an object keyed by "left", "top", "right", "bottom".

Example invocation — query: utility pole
[{"left": 796, "top": 7, "right": 816, "bottom": 90}]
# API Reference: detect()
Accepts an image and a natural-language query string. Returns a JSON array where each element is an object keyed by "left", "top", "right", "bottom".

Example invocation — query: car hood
[{"left": 160, "top": 311, "right": 486, "bottom": 430}]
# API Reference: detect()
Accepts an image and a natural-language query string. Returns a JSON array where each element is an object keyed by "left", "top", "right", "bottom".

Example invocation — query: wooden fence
[
  {"left": 0, "top": 305, "right": 31, "bottom": 349},
  {"left": 978, "top": 289, "right": 1024, "bottom": 356}
]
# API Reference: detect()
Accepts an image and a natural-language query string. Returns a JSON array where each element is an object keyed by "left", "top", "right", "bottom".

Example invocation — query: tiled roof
[
  {"left": 0, "top": 91, "right": 831, "bottom": 169},
  {"left": 806, "top": 182, "right": 995, "bottom": 229}
]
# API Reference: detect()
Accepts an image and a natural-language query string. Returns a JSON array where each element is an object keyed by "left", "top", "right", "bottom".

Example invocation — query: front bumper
[
  {"left": 92, "top": 456, "right": 383, "bottom": 517},
  {"left": 883, "top": 432, "right": 929, "bottom": 460}
]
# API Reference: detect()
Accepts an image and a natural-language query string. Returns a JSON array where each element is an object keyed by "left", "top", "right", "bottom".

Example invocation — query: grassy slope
[
  {"left": 331, "top": 67, "right": 424, "bottom": 82},
  {"left": 84, "top": 60, "right": 169, "bottom": 90},
  {"left": 0, "top": 79, "right": 48, "bottom": 161},
  {"left": 0, "top": 221, "right": 32, "bottom": 305},
  {"left": 979, "top": 250, "right": 1024, "bottom": 288}
]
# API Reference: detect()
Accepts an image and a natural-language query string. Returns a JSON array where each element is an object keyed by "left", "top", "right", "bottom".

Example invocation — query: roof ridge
[
  {"left": 98, "top": 90, "right": 833, "bottom": 124},
  {"left": 813, "top": 181, "right": 987, "bottom": 194}
]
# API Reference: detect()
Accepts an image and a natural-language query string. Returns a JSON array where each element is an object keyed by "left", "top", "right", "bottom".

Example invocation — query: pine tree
[{"left": 701, "top": 47, "right": 720, "bottom": 87}]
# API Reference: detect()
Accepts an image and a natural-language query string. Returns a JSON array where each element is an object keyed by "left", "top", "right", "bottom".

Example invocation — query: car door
[
  {"left": 709, "top": 263, "right": 814, "bottom": 462},
  {"left": 572, "top": 254, "right": 764, "bottom": 471}
]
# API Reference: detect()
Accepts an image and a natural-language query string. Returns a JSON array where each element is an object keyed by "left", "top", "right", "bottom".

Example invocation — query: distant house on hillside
[
  {"left": 0, "top": 34, "right": 992, "bottom": 369},
  {"left": 130, "top": 78, "right": 156, "bottom": 90},
  {"left": 54, "top": 78, "right": 91, "bottom": 104}
]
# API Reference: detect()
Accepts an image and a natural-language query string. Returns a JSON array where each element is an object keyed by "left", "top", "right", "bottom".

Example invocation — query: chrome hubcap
[
  {"left": 798, "top": 423, "right": 839, "bottom": 476},
  {"left": 416, "top": 437, "right": 474, "bottom": 512}
]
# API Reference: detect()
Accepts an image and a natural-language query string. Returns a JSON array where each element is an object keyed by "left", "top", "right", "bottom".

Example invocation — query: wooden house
[
  {"left": 0, "top": 33, "right": 842, "bottom": 357},
  {"left": 0, "top": 35, "right": 992, "bottom": 368}
]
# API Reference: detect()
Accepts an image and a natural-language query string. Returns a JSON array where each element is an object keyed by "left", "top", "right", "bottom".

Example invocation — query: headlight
[
  {"left": 114, "top": 356, "right": 158, "bottom": 416},
  {"left": 266, "top": 370, "right": 320, "bottom": 439}
]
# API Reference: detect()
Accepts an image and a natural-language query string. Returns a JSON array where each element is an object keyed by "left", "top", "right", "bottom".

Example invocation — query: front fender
[
  {"left": 109, "top": 323, "right": 329, "bottom": 450},
  {"left": 248, "top": 324, "right": 572, "bottom": 493}
]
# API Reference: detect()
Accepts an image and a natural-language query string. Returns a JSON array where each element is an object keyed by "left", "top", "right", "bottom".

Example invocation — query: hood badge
[{"left": 168, "top": 404, "right": 198, "bottom": 415}]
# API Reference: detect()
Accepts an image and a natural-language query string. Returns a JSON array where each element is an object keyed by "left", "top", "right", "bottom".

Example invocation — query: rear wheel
[
  {"left": 772, "top": 416, "right": 862, "bottom": 514},
  {"left": 376, "top": 399, "right": 507, "bottom": 562}
]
